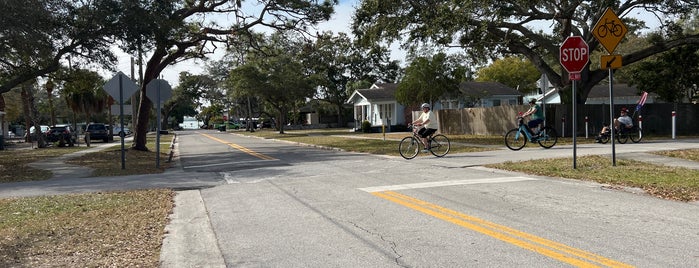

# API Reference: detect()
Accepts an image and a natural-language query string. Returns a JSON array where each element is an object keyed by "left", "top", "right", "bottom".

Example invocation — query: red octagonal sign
[{"left": 560, "top": 36, "right": 589, "bottom": 73}]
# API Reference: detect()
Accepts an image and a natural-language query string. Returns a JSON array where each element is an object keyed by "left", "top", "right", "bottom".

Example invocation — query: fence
[{"left": 438, "top": 103, "right": 699, "bottom": 137}]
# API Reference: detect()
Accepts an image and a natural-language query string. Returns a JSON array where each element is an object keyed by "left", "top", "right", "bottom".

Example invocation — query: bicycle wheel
[
  {"left": 631, "top": 127, "right": 642, "bottom": 143},
  {"left": 399, "top": 136, "right": 420, "bottom": 159},
  {"left": 599, "top": 134, "right": 610, "bottom": 144},
  {"left": 616, "top": 131, "right": 629, "bottom": 144},
  {"left": 537, "top": 126, "right": 558, "bottom": 149},
  {"left": 505, "top": 128, "right": 526, "bottom": 151},
  {"left": 429, "top": 134, "right": 450, "bottom": 157}
]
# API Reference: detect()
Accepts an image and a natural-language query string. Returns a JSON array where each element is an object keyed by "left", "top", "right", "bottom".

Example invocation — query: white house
[{"left": 346, "top": 83, "right": 405, "bottom": 127}]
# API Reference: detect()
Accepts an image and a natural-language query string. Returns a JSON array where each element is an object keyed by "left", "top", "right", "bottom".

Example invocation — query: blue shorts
[{"left": 528, "top": 119, "right": 544, "bottom": 129}]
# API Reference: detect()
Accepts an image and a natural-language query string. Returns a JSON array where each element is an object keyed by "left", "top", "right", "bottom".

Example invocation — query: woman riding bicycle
[
  {"left": 411, "top": 103, "right": 439, "bottom": 153},
  {"left": 521, "top": 98, "right": 544, "bottom": 136}
]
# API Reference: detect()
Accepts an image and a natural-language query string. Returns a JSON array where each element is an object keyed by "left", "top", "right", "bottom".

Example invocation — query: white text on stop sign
[{"left": 561, "top": 47, "right": 588, "bottom": 61}]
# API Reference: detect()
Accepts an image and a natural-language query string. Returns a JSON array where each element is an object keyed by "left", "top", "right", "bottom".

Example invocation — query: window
[{"left": 378, "top": 103, "right": 394, "bottom": 120}]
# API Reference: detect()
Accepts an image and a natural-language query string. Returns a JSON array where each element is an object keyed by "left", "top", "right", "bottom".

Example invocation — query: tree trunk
[
  {"left": 22, "top": 83, "right": 47, "bottom": 148},
  {"left": 132, "top": 89, "right": 152, "bottom": 151}
]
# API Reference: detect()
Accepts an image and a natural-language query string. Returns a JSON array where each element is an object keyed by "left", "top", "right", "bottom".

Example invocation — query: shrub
[{"left": 361, "top": 120, "right": 372, "bottom": 133}]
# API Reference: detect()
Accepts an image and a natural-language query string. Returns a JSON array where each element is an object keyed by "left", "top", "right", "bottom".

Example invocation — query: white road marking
[{"left": 358, "top": 177, "right": 538, "bottom": 192}]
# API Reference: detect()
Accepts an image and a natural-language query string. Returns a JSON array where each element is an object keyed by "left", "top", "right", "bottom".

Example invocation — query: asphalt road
[{"left": 168, "top": 129, "right": 699, "bottom": 268}]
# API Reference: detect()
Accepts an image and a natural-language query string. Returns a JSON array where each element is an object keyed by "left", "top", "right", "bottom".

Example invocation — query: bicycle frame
[
  {"left": 399, "top": 124, "right": 451, "bottom": 159},
  {"left": 505, "top": 116, "right": 558, "bottom": 151}
]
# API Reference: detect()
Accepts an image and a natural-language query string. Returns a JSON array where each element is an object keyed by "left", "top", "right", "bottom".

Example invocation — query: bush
[{"left": 361, "top": 120, "right": 372, "bottom": 133}]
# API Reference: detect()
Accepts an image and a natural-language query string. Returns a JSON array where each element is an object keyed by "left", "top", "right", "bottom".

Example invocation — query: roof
[
  {"left": 588, "top": 83, "right": 640, "bottom": 98},
  {"left": 459, "top": 81, "right": 521, "bottom": 96},
  {"left": 347, "top": 83, "right": 397, "bottom": 103}
]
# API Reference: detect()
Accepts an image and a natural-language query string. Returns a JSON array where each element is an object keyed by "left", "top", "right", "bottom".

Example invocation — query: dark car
[
  {"left": 45, "top": 125, "right": 76, "bottom": 147},
  {"left": 85, "top": 123, "right": 111, "bottom": 143}
]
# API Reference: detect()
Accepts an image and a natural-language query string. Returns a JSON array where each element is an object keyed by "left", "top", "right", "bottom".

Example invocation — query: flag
[{"left": 635, "top": 91, "right": 648, "bottom": 112}]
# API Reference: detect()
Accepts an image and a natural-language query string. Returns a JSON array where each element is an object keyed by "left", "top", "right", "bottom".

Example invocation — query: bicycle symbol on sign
[{"left": 596, "top": 18, "right": 624, "bottom": 38}]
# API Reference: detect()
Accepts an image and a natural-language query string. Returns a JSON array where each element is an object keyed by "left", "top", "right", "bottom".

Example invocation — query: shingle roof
[
  {"left": 356, "top": 83, "right": 397, "bottom": 101},
  {"left": 588, "top": 83, "right": 639, "bottom": 98},
  {"left": 459, "top": 81, "right": 521, "bottom": 96}
]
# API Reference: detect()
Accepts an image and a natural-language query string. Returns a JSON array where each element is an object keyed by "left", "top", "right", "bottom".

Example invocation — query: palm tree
[{"left": 62, "top": 69, "right": 108, "bottom": 130}]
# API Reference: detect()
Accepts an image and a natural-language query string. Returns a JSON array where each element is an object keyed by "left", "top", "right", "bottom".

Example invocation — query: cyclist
[
  {"left": 411, "top": 103, "right": 439, "bottom": 152},
  {"left": 521, "top": 98, "right": 544, "bottom": 136},
  {"left": 614, "top": 107, "right": 633, "bottom": 131}
]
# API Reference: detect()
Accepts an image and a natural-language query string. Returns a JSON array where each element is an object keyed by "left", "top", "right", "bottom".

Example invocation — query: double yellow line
[
  {"left": 372, "top": 191, "right": 634, "bottom": 268},
  {"left": 201, "top": 133, "right": 277, "bottom": 160}
]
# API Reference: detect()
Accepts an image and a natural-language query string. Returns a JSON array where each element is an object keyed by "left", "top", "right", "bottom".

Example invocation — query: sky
[{"left": 109, "top": 1, "right": 663, "bottom": 88}]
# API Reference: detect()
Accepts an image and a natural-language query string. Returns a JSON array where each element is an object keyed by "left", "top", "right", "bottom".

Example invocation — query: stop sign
[{"left": 559, "top": 36, "right": 589, "bottom": 73}]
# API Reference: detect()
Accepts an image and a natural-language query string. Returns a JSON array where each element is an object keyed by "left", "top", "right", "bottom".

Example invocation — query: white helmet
[{"left": 421, "top": 103, "right": 430, "bottom": 109}]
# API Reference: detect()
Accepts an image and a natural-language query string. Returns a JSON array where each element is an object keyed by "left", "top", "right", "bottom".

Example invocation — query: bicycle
[
  {"left": 504, "top": 115, "right": 558, "bottom": 151},
  {"left": 596, "top": 18, "right": 624, "bottom": 38},
  {"left": 598, "top": 125, "right": 642, "bottom": 144},
  {"left": 399, "top": 124, "right": 450, "bottom": 159}
]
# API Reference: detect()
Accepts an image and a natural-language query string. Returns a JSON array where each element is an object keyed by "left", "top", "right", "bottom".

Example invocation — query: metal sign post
[
  {"left": 103, "top": 72, "right": 138, "bottom": 170},
  {"left": 560, "top": 36, "right": 589, "bottom": 169},
  {"left": 146, "top": 79, "right": 172, "bottom": 169}
]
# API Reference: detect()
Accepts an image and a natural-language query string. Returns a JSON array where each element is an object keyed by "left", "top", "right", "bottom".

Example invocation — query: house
[
  {"left": 445, "top": 81, "right": 522, "bottom": 108},
  {"left": 346, "top": 83, "right": 405, "bottom": 127},
  {"left": 346, "top": 82, "right": 522, "bottom": 127}
]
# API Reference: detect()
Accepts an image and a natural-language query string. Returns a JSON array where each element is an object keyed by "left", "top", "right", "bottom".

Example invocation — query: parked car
[
  {"left": 25, "top": 125, "right": 49, "bottom": 141},
  {"left": 113, "top": 126, "right": 131, "bottom": 137},
  {"left": 45, "top": 125, "right": 76, "bottom": 147},
  {"left": 85, "top": 123, "right": 110, "bottom": 143}
]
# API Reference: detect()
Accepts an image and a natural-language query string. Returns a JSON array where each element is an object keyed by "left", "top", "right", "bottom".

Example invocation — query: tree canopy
[
  {"left": 109, "top": 0, "right": 337, "bottom": 150},
  {"left": 475, "top": 56, "right": 540, "bottom": 94},
  {"left": 353, "top": 0, "right": 699, "bottom": 104},
  {"left": 396, "top": 53, "right": 467, "bottom": 106}
]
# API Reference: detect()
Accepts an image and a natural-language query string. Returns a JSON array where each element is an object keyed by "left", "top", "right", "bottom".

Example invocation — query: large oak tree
[
  {"left": 114, "top": 0, "right": 336, "bottom": 150},
  {"left": 352, "top": 0, "right": 699, "bottom": 104}
]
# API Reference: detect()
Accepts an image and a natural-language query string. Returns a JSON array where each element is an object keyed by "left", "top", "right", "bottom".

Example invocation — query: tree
[
  {"left": 303, "top": 32, "right": 400, "bottom": 126},
  {"left": 628, "top": 12, "right": 699, "bottom": 103},
  {"left": 352, "top": 0, "right": 699, "bottom": 104},
  {"left": 476, "top": 56, "right": 540, "bottom": 94},
  {"left": 0, "top": 0, "right": 118, "bottom": 94},
  {"left": 396, "top": 53, "right": 467, "bottom": 106},
  {"left": 61, "top": 69, "right": 108, "bottom": 125},
  {"left": 161, "top": 72, "right": 210, "bottom": 128},
  {"left": 228, "top": 34, "right": 318, "bottom": 134},
  {"left": 113, "top": 0, "right": 336, "bottom": 150}
]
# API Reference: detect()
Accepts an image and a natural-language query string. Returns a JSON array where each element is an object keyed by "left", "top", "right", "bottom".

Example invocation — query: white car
[{"left": 113, "top": 126, "right": 132, "bottom": 136}]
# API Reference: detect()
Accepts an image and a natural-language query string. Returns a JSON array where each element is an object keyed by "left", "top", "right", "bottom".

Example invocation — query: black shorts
[{"left": 418, "top": 128, "right": 437, "bottom": 138}]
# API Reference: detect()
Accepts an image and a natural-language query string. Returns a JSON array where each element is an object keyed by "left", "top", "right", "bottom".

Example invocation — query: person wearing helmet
[
  {"left": 412, "top": 103, "right": 439, "bottom": 152},
  {"left": 614, "top": 107, "right": 633, "bottom": 131},
  {"left": 521, "top": 98, "right": 544, "bottom": 135}
]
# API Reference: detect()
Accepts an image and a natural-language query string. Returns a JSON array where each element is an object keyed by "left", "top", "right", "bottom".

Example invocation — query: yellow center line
[
  {"left": 200, "top": 133, "right": 277, "bottom": 160},
  {"left": 372, "top": 191, "right": 634, "bottom": 268}
]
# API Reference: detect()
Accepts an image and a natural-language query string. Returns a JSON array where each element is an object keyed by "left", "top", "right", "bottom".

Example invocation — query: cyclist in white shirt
[
  {"left": 614, "top": 107, "right": 633, "bottom": 131},
  {"left": 412, "top": 103, "right": 439, "bottom": 152}
]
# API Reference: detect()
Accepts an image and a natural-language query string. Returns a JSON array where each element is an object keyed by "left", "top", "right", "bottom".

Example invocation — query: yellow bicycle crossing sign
[{"left": 593, "top": 8, "right": 627, "bottom": 54}]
